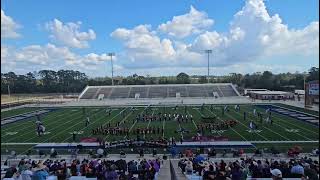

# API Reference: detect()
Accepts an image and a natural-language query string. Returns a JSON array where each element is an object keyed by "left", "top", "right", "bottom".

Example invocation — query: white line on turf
[
  {"left": 203, "top": 108, "right": 250, "bottom": 141},
  {"left": 21, "top": 109, "right": 101, "bottom": 143},
  {"left": 216, "top": 108, "right": 270, "bottom": 141},
  {"left": 62, "top": 108, "right": 127, "bottom": 142},
  {"left": 231, "top": 107, "right": 291, "bottom": 141},
  {"left": 143, "top": 109, "right": 155, "bottom": 139},
  {"left": 123, "top": 106, "right": 148, "bottom": 139},
  {"left": 2, "top": 108, "right": 70, "bottom": 133},
  {"left": 258, "top": 108, "right": 319, "bottom": 135},
  {"left": 104, "top": 107, "right": 141, "bottom": 141},
  {"left": 193, "top": 109, "right": 221, "bottom": 137},
  {"left": 242, "top": 106, "right": 314, "bottom": 141},
  {"left": 3, "top": 110, "right": 82, "bottom": 142},
  {"left": 17, "top": 109, "right": 105, "bottom": 155}
]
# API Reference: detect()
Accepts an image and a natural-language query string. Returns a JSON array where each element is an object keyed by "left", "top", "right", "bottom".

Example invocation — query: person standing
[
  {"left": 72, "top": 132, "right": 76, "bottom": 142},
  {"left": 85, "top": 116, "right": 90, "bottom": 127}
]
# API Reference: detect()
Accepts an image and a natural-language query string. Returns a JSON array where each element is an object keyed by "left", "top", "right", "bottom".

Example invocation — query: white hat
[{"left": 270, "top": 169, "right": 282, "bottom": 177}]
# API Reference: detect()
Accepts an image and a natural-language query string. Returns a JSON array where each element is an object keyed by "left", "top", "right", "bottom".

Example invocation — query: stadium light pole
[
  {"left": 8, "top": 85, "right": 10, "bottom": 98},
  {"left": 205, "top": 50, "right": 212, "bottom": 83},
  {"left": 303, "top": 73, "right": 307, "bottom": 108},
  {"left": 108, "top": 53, "right": 115, "bottom": 86}
]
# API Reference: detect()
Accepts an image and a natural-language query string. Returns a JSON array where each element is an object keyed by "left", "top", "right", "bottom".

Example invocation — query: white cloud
[
  {"left": 111, "top": 25, "right": 177, "bottom": 67},
  {"left": 113, "top": 63, "right": 308, "bottom": 77},
  {"left": 188, "top": 0, "right": 319, "bottom": 66},
  {"left": 111, "top": 0, "right": 318, "bottom": 70},
  {"left": 45, "top": 19, "right": 96, "bottom": 48},
  {"left": 2, "top": 0, "right": 318, "bottom": 77},
  {"left": 1, "top": 9, "right": 21, "bottom": 38},
  {"left": 158, "top": 6, "right": 214, "bottom": 38},
  {"left": 1, "top": 43, "right": 114, "bottom": 73}
]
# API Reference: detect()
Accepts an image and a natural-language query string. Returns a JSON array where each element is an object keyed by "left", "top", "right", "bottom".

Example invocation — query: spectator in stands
[
  {"left": 230, "top": 162, "right": 242, "bottom": 180},
  {"left": 104, "top": 164, "right": 118, "bottom": 180},
  {"left": 203, "top": 164, "right": 215, "bottom": 180},
  {"left": 147, "top": 162, "right": 157, "bottom": 179},
  {"left": 185, "top": 159, "right": 193, "bottom": 175},
  {"left": 304, "top": 163, "right": 318, "bottom": 180},
  {"left": 290, "top": 161, "right": 304, "bottom": 178},
  {"left": 21, "top": 164, "right": 33, "bottom": 180},
  {"left": 128, "top": 160, "right": 138, "bottom": 174},
  {"left": 270, "top": 168, "right": 282, "bottom": 180},
  {"left": 32, "top": 161, "right": 49, "bottom": 180},
  {"left": 4, "top": 164, "right": 18, "bottom": 178}
]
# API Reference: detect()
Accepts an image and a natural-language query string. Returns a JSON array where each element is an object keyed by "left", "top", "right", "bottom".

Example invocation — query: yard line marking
[
  {"left": 212, "top": 107, "right": 270, "bottom": 141},
  {"left": 3, "top": 110, "right": 82, "bottom": 142},
  {"left": 123, "top": 106, "right": 148, "bottom": 139},
  {"left": 186, "top": 110, "right": 199, "bottom": 131},
  {"left": 103, "top": 107, "right": 143, "bottom": 141},
  {"left": 224, "top": 107, "right": 275, "bottom": 141},
  {"left": 231, "top": 108, "right": 290, "bottom": 141},
  {"left": 1, "top": 109, "right": 69, "bottom": 133},
  {"left": 144, "top": 109, "right": 155, "bottom": 139},
  {"left": 255, "top": 106, "right": 319, "bottom": 135},
  {"left": 243, "top": 106, "right": 312, "bottom": 140},
  {"left": 62, "top": 108, "right": 127, "bottom": 142},
  {"left": 17, "top": 109, "right": 104, "bottom": 155},
  {"left": 24, "top": 109, "right": 102, "bottom": 143},
  {"left": 194, "top": 109, "right": 221, "bottom": 137},
  {"left": 203, "top": 108, "right": 249, "bottom": 141},
  {"left": 242, "top": 106, "right": 314, "bottom": 141}
]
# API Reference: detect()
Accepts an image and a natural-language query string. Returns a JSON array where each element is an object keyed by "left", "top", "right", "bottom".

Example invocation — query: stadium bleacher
[{"left": 79, "top": 83, "right": 239, "bottom": 100}]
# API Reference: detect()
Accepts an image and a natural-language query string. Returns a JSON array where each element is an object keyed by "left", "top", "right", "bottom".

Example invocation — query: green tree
[
  {"left": 307, "top": 67, "right": 319, "bottom": 82},
  {"left": 176, "top": 72, "right": 190, "bottom": 84}
]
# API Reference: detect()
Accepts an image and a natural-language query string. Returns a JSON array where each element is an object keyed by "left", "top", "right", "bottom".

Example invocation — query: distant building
[
  {"left": 244, "top": 89, "right": 268, "bottom": 96},
  {"left": 249, "top": 91, "right": 294, "bottom": 100},
  {"left": 294, "top": 90, "right": 305, "bottom": 95}
]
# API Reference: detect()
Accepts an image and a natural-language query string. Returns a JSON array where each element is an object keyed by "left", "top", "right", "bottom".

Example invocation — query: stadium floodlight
[
  {"left": 108, "top": 53, "right": 115, "bottom": 86},
  {"left": 205, "top": 50, "right": 213, "bottom": 83}
]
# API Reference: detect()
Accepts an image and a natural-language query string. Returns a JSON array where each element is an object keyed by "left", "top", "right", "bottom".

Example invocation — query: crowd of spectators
[
  {"left": 178, "top": 152, "right": 319, "bottom": 180},
  {"left": 3, "top": 158, "right": 162, "bottom": 180}
]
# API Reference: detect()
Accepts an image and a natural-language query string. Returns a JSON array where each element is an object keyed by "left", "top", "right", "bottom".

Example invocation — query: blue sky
[{"left": 1, "top": 0, "right": 319, "bottom": 77}]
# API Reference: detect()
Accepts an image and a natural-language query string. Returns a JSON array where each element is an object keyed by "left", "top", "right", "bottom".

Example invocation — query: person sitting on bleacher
[
  {"left": 290, "top": 161, "right": 304, "bottom": 178},
  {"left": 3, "top": 164, "right": 17, "bottom": 179},
  {"left": 32, "top": 161, "right": 49, "bottom": 180},
  {"left": 104, "top": 164, "right": 118, "bottom": 180},
  {"left": 208, "top": 148, "right": 216, "bottom": 158},
  {"left": 128, "top": 160, "right": 138, "bottom": 174},
  {"left": 185, "top": 160, "right": 193, "bottom": 175}
]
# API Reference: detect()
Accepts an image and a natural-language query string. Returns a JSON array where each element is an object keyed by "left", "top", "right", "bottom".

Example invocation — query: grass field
[
  {"left": 1, "top": 107, "right": 40, "bottom": 119},
  {"left": 1, "top": 104, "right": 319, "bottom": 154}
]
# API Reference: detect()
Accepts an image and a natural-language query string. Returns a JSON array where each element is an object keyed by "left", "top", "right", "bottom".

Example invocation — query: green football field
[{"left": 1, "top": 104, "right": 319, "bottom": 154}]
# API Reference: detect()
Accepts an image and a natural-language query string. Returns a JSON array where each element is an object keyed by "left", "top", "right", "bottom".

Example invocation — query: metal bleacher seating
[
  {"left": 79, "top": 83, "right": 239, "bottom": 99},
  {"left": 220, "top": 84, "right": 238, "bottom": 97},
  {"left": 109, "top": 87, "right": 130, "bottom": 98},
  {"left": 80, "top": 87, "right": 98, "bottom": 99},
  {"left": 129, "top": 87, "right": 148, "bottom": 98},
  {"left": 148, "top": 86, "right": 168, "bottom": 98},
  {"left": 168, "top": 86, "right": 188, "bottom": 97},
  {"left": 186, "top": 86, "right": 208, "bottom": 97}
]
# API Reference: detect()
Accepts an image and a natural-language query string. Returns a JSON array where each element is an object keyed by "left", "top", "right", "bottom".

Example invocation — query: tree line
[{"left": 1, "top": 67, "right": 318, "bottom": 94}]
